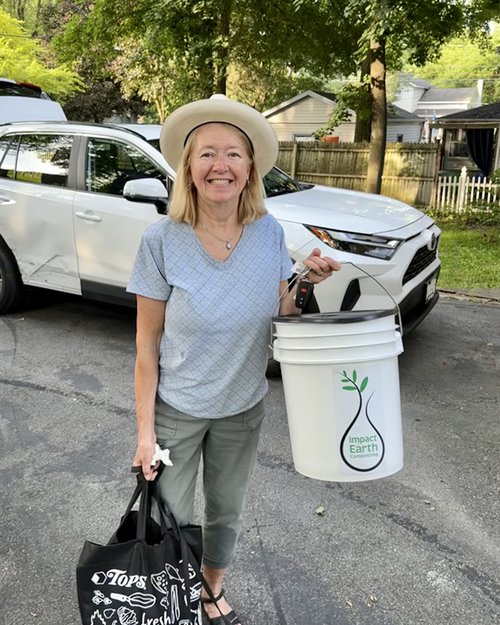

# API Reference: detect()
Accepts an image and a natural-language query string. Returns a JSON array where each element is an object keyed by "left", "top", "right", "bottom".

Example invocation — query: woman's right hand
[{"left": 133, "top": 435, "right": 159, "bottom": 481}]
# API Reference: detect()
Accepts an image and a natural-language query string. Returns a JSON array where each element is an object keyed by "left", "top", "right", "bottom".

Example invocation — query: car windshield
[
  {"left": 145, "top": 137, "right": 303, "bottom": 198},
  {"left": 262, "top": 167, "right": 304, "bottom": 197},
  {"left": 148, "top": 138, "right": 161, "bottom": 152}
]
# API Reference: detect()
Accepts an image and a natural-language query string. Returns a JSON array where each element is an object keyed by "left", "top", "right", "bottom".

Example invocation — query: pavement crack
[
  {"left": 387, "top": 512, "right": 500, "bottom": 607},
  {"left": 253, "top": 517, "right": 288, "bottom": 625},
  {"left": 0, "top": 377, "right": 132, "bottom": 417}
]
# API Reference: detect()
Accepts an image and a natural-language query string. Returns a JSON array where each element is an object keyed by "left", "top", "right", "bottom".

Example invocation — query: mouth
[{"left": 207, "top": 178, "right": 233, "bottom": 185}]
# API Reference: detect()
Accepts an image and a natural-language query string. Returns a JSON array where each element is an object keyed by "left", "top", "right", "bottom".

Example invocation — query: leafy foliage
[
  {"left": 51, "top": 0, "right": 359, "bottom": 118},
  {"left": 37, "top": 0, "right": 147, "bottom": 120},
  {"left": 0, "top": 6, "right": 82, "bottom": 99},
  {"left": 314, "top": 80, "right": 372, "bottom": 138},
  {"left": 408, "top": 28, "right": 500, "bottom": 104},
  {"left": 428, "top": 203, "right": 500, "bottom": 228}
]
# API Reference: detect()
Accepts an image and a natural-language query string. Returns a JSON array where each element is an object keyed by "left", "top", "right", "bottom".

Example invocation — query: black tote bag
[{"left": 77, "top": 469, "right": 203, "bottom": 625}]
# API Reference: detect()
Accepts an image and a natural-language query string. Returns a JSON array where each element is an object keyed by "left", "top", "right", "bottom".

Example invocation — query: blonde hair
[{"left": 168, "top": 124, "right": 267, "bottom": 226}]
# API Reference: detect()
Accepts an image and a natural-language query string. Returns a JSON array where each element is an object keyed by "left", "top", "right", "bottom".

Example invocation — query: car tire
[{"left": 0, "top": 239, "right": 24, "bottom": 314}]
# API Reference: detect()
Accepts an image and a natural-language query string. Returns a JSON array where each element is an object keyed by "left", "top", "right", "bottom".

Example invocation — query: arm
[
  {"left": 133, "top": 295, "right": 167, "bottom": 480},
  {"left": 279, "top": 280, "right": 301, "bottom": 316}
]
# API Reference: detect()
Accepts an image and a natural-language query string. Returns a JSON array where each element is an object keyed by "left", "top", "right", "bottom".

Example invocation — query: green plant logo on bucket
[{"left": 339, "top": 370, "right": 386, "bottom": 472}]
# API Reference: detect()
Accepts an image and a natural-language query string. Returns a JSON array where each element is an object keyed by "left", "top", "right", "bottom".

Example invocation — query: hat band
[{"left": 185, "top": 121, "right": 255, "bottom": 154}]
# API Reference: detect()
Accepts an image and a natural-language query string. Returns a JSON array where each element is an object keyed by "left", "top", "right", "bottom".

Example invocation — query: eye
[
  {"left": 199, "top": 150, "right": 215, "bottom": 159},
  {"left": 228, "top": 151, "right": 242, "bottom": 159}
]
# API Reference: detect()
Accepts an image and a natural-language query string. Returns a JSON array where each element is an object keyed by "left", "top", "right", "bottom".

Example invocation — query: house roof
[
  {"left": 420, "top": 86, "right": 477, "bottom": 104},
  {"left": 387, "top": 104, "right": 421, "bottom": 121},
  {"left": 404, "top": 77, "right": 431, "bottom": 90},
  {"left": 263, "top": 90, "right": 336, "bottom": 118},
  {"left": 431, "top": 101, "right": 500, "bottom": 128},
  {"left": 264, "top": 90, "right": 420, "bottom": 123}
]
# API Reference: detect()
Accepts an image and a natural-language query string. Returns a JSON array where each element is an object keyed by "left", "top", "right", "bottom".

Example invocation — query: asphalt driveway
[{"left": 0, "top": 292, "right": 498, "bottom": 625}]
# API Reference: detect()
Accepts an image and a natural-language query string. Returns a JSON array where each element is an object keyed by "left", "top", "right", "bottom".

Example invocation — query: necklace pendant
[{"left": 225, "top": 241, "right": 232, "bottom": 250}]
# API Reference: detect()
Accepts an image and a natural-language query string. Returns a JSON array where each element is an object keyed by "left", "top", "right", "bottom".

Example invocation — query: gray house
[
  {"left": 262, "top": 90, "right": 423, "bottom": 143},
  {"left": 392, "top": 76, "right": 483, "bottom": 119}
]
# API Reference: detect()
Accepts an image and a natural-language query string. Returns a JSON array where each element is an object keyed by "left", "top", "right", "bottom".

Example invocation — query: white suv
[{"left": 0, "top": 121, "right": 440, "bottom": 332}]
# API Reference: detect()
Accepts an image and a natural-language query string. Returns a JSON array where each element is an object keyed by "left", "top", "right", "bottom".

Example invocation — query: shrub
[{"left": 427, "top": 203, "right": 500, "bottom": 227}]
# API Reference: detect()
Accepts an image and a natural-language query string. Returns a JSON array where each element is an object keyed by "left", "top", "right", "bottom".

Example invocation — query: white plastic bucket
[{"left": 273, "top": 310, "right": 404, "bottom": 482}]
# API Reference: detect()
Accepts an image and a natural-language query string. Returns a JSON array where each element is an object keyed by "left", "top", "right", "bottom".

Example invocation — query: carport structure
[{"left": 431, "top": 101, "right": 500, "bottom": 176}]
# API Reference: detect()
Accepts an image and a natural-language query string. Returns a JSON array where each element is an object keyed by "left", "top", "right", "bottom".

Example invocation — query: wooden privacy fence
[
  {"left": 433, "top": 166, "right": 500, "bottom": 211},
  {"left": 276, "top": 141, "right": 440, "bottom": 207}
]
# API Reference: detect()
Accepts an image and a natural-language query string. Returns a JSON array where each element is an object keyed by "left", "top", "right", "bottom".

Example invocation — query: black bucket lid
[{"left": 273, "top": 309, "right": 397, "bottom": 324}]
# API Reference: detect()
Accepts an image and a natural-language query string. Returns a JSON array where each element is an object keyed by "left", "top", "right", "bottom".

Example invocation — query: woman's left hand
[{"left": 303, "top": 248, "right": 342, "bottom": 284}]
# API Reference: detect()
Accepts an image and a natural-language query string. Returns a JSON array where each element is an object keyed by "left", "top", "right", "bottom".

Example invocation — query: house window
[
  {"left": 292, "top": 133, "right": 315, "bottom": 142},
  {"left": 448, "top": 129, "right": 469, "bottom": 157}
]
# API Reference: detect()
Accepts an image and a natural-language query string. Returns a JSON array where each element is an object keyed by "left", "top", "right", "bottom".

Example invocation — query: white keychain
[{"left": 151, "top": 444, "right": 173, "bottom": 467}]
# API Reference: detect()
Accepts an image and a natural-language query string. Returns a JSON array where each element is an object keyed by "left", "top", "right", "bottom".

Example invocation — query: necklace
[{"left": 200, "top": 223, "right": 237, "bottom": 250}]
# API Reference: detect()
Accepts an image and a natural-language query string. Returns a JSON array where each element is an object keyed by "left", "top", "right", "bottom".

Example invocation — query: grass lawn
[{"left": 436, "top": 223, "right": 500, "bottom": 290}]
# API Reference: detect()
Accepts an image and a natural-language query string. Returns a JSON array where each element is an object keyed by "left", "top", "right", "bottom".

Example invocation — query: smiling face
[{"left": 188, "top": 123, "right": 252, "bottom": 213}]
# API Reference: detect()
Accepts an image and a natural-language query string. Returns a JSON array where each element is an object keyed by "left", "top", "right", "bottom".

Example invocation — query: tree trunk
[
  {"left": 354, "top": 54, "right": 371, "bottom": 143},
  {"left": 365, "top": 37, "right": 387, "bottom": 195},
  {"left": 214, "top": 0, "right": 232, "bottom": 94}
]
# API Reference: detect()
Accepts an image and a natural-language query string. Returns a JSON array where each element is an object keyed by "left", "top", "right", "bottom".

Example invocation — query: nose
[{"left": 213, "top": 153, "right": 228, "bottom": 171}]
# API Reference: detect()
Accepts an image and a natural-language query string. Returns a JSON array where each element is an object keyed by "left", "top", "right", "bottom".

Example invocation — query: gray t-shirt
[{"left": 127, "top": 213, "right": 292, "bottom": 418}]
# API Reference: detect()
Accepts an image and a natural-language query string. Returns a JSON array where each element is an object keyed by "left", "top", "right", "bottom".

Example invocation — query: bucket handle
[{"left": 270, "top": 260, "right": 403, "bottom": 348}]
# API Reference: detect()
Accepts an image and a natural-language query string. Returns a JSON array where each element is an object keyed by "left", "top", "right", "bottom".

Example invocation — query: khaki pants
[{"left": 154, "top": 396, "right": 265, "bottom": 569}]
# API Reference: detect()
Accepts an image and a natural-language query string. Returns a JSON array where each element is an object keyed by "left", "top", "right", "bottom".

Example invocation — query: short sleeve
[{"left": 127, "top": 226, "right": 172, "bottom": 301}]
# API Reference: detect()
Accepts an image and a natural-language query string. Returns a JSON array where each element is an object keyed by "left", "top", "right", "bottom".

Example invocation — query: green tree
[
  {"left": 67, "top": 0, "right": 356, "bottom": 118},
  {"left": 294, "top": 0, "right": 498, "bottom": 194},
  {"left": 409, "top": 28, "right": 500, "bottom": 104},
  {"left": 0, "top": 6, "right": 81, "bottom": 99},
  {"left": 39, "top": 0, "right": 146, "bottom": 121},
  {"left": 1, "top": 0, "right": 44, "bottom": 30}
]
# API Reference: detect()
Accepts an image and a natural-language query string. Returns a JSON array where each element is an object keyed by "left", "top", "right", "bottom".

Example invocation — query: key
[{"left": 295, "top": 280, "right": 314, "bottom": 310}]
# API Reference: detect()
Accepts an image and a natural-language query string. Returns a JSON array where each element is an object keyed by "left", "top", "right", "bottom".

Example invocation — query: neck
[{"left": 197, "top": 201, "right": 240, "bottom": 227}]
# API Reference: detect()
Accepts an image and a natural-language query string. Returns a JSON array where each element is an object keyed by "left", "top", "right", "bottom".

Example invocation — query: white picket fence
[{"left": 433, "top": 166, "right": 500, "bottom": 211}]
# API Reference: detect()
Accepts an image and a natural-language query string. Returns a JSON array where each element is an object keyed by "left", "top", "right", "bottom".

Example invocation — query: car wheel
[{"left": 0, "top": 239, "right": 24, "bottom": 314}]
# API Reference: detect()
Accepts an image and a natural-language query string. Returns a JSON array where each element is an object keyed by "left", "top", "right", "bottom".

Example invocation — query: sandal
[{"left": 201, "top": 589, "right": 243, "bottom": 625}]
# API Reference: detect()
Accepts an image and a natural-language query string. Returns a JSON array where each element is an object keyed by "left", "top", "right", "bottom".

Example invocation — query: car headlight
[{"left": 305, "top": 226, "right": 402, "bottom": 260}]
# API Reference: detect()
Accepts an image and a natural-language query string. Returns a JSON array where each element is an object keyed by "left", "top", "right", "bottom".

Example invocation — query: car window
[
  {"left": 263, "top": 167, "right": 302, "bottom": 197},
  {"left": 86, "top": 138, "right": 166, "bottom": 196},
  {"left": 1, "top": 134, "right": 72, "bottom": 186},
  {"left": 0, "top": 135, "right": 20, "bottom": 179},
  {"left": 0, "top": 80, "right": 49, "bottom": 99}
]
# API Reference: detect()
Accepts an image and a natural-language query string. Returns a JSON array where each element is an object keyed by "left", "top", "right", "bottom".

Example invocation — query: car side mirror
[{"left": 123, "top": 178, "right": 168, "bottom": 214}]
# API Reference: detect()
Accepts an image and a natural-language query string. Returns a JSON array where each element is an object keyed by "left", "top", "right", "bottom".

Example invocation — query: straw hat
[{"left": 159, "top": 94, "right": 278, "bottom": 175}]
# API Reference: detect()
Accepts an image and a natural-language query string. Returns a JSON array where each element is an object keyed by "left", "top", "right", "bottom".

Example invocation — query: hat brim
[{"left": 159, "top": 96, "right": 278, "bottom": 176}]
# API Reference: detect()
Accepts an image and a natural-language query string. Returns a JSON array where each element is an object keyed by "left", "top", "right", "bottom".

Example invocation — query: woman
[{"left": 127, "top": 95, "right": 340, "bottom": 625}]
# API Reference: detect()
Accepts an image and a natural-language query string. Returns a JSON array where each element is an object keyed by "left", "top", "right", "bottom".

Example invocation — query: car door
[
  {"left": 0, "top": 132, "right": 79, "bottom": 292},
  {"left": 72, "top": 135, "right": 166, "bottom": 303}
]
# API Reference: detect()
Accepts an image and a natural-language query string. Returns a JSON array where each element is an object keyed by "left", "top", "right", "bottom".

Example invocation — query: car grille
[{"left": 403, "top": 239, "right": 439, "bottom": 285}]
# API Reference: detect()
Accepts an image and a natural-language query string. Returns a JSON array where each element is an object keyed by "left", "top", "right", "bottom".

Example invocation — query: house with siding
[
  {"left": 393, "top": 76, "right": 483, "bottom": 119},
  {"left": 263, "top": 90, "right": 423, "bottom": 143}
]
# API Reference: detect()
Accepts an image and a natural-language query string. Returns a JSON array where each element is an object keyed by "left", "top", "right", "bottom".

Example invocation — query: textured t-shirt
[{"left": 127, "top": 213, "right": 292, "bottom": 418}]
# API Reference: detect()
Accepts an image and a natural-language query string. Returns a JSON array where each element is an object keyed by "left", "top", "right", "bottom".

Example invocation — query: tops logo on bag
[
  {"left": 86, "top": 562, "right": 201, "bottom": 625},
  {"left": 92, "top": 569, "right": 147, "bottom": 589}
]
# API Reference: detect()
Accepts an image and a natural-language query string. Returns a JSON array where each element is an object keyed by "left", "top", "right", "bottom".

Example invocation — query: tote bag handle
[{"left": 131, "top": 467, "right": 233, "bottom": 625}]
